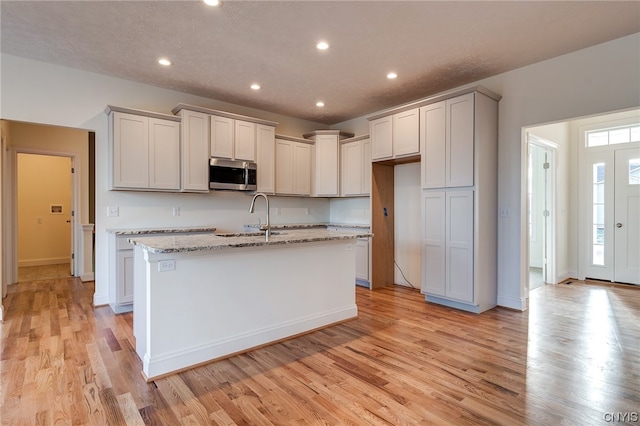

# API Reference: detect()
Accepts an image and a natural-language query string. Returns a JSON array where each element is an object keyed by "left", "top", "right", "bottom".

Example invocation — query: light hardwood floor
[{"left": 1, "top": 277, "right": 638, "bottom": 425}]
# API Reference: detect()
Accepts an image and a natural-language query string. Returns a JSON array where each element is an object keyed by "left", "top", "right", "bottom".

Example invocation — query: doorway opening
[
  {"left": 578, "top": 118, "right": 640, "bottom": 285},
  {"left": 16, "top": 153, "right": 74, "bottom": 282},
  {"left": 527, "top": 136, "right": 557, "bottom": 291}
]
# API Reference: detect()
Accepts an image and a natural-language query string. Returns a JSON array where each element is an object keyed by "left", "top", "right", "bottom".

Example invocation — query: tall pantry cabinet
[{"left": 420, "top": 91, "right": 498, "bottom": 313}]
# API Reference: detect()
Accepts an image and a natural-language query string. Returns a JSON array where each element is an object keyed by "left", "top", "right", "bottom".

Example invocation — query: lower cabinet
[
  {"left": 355, "top": 238, "right": 370, "bottom": 287},
  {"left": 110, "top": 235, "right": 135, "bottom": 313},
  {"left": 422, "top": 189, "right": 495, "bottom": 313}
]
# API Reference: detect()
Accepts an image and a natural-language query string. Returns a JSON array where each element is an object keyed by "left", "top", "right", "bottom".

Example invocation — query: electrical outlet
[
  {"left": 275, "top": 208, "right": 281, "bottom": 215},
  {"left": 345, "top": 243, "right": 353, "bottom": 251},
  {"left": 499, "top": 207, "right": 510, "bottom": 218},
  {"left": 107, "top": 206, "right": 119, "bottom": 217},
  {"left": 158, "top": 260, "right": 175, "bottom": 272},
  {"left": 305, "top": 208, "right": 310, "bottom": 215},
  {"left": 173, "top": 207, "right": 180, "bottom": 217}
]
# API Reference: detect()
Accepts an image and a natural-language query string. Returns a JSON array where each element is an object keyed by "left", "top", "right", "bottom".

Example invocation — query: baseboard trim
[
  {"left": 93, "top": 292, "right": 109, "bottom": 307},
  {"left": 497, "top": 295, "right": 527, "bottom": 311},
  {"left": 80, "top": 273, "right": 94, "bottom": 282},
  {"left": 18, "top": 257, "right": 70, "bottom": 267}
]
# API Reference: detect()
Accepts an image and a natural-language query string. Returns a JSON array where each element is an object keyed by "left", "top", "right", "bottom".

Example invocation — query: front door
[{"left": 614, "top": 148, "right": 640, "bottom": 284}]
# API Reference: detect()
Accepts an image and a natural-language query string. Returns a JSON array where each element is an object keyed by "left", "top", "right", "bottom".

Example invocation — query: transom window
[{"left": 586, "top": 124, "right": 640, "bottom": 147}]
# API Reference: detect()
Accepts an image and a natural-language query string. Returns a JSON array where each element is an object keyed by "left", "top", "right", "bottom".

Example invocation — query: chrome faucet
[{"left": 249, "top": 192, "right": 271, "bottom": 241}]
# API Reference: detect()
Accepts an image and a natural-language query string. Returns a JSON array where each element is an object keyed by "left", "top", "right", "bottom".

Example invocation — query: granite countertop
[
  {"left": 107, "top": 226, "right": 217, "bottom": 236},
  {"left": 128, "top": 228, "right": 373, "bottom": 254},
  {"left": 244, "top": 223, "right": 371, "bottom": 230}
]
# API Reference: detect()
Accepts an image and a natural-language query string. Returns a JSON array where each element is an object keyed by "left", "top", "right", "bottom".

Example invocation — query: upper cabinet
[
  {"left": 370, "top": 108, "right": 419, "bottom": 161},
  {"left": 256, "top": 124, "right": 276, "bottom": 194},
  {"left": 420, "top": 92, "right": 476, "bottom": 189},
  {"left": 176, "top": 108, "right": 210, "bottom": 192},
  {"left": 304, "top": 130, "right": 354, "bottom": 197},
  {"left": 210, "top": 116, "right": 257, "bottom": 161},
  {"left": 107, "top": 107, "right": 181, "bottom": 191},
  {"left": 275, "top": 136, "right": 312, "bottom": 196},
  {"left": 341, "top": 135, "right": 371, "bottom": 197}
]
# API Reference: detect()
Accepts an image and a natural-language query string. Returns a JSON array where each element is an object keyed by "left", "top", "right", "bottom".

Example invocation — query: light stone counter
[
  {"left": 107, "top": 226, "right": 217, "bottom": 235},
  {"left": 129, "top": 228, "right": 372, "bottom": 254}
]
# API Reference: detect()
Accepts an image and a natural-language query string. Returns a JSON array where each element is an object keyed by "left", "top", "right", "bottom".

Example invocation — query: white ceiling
[{"left": 2, "top": 1, "right": 639, "bottom": 125}]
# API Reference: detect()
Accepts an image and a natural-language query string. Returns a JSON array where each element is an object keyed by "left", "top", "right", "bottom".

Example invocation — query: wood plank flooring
[{"left": 1, "top": 277, "right": 638, "bottom": 425}]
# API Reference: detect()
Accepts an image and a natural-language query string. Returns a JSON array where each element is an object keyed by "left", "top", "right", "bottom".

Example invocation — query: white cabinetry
[
  {"left": 275, "top": 136, "right": 311, "bottom": 196},
  {"left": 421, "top": 93, "right": 474, "bottom": 189},
  {"left": 355, "top": 238, "right": 370, "bottom": 286},
  {"left": 256, "top": 124, "right": 276, "bottom": 194},
  {"left": 340, "top": 135, "right": 371, "bottom": 196},
  {"left": 107, "top": 107, "right": 181, "bottom": 191},
  {"left": 420, "top": 91, "right": 498, "bottom": 313},
  {"left": 176, "top": 109, "right": 210, "bottom": 192},
  {"left": 370, "top": 108, "right": 419, "bottom": 161},
  {"left": 393, "top": 108, "right": 420, "bottom": 158},
  {"left": 210, "top": 115, "right": 256, "bottom": 161},
  {"left": 304, "top": 130, "right": 354, "bottom": 197},
  {"left": 110, "top": 235, "right": 135, "bottom": 313}
]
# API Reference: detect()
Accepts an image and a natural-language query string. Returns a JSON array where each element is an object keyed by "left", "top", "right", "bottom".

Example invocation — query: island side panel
[{"left": 136, "top": 239, "right": 358, "bottom": 380}]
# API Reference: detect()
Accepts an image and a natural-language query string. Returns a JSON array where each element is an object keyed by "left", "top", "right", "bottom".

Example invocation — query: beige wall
[{"left": 17, "top": 154, "right": 71, "bottom": 266}]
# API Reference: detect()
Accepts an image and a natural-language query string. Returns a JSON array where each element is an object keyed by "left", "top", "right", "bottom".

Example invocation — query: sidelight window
[{"left": 592, "top": 163, "right": 605, "bottom": 266}]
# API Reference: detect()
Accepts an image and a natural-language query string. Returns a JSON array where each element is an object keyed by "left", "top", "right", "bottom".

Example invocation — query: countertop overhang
[{"left": 128, "top": 228, "right": 372, "bottom": 254}]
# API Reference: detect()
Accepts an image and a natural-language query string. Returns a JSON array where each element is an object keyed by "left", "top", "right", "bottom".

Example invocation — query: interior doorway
[
  {"left": 16, "top": 153, "right": 74, "bottom": 281},
  {"left": 527, "top": 135, "right": 557, "bottom": 291}
]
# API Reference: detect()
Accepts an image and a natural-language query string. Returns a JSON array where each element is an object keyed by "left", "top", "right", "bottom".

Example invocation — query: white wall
[
  {"left": 335, "top": 33, "right": 640, "bottom": 309},
  {"left": 0, "top": 53, "right": 332, "bottom": 306},
  {"left": 393, "top": 163, "right": 421, "bottom": 288}
]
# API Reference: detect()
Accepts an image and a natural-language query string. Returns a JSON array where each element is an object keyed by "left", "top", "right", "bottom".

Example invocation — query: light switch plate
[{"left": 107, "top": 206, "right": 119, "bottom": 217}]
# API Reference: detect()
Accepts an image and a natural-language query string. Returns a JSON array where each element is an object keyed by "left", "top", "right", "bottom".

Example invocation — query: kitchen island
[{"left": 129, "top": 228, "right": 371, "bottom": 380}]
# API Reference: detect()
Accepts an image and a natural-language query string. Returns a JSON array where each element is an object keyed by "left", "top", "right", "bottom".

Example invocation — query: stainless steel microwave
[{"left": 209, "top": 158, "right": 257, "bottom": 191}]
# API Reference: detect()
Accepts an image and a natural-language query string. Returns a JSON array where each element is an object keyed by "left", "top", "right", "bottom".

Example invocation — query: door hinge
[
  {"left": 543, "top": 162, "right": 550, "bottom": 169},
  {"left": 543, "top": 210, "right": 550, "bottom": 217},
  {"left": 71, "top": 253, "right": 75, "bottom": 259},
  {"left": 71, "top": 167, "right": 75, "bottom": 173},
  {"left": 72, "top": 210, "right": 75, "bottom": 217}
]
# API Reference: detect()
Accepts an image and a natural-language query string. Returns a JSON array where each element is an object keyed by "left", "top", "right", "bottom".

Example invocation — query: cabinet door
[
  {"left": 210, "top": 115, "right": 234, "bottom": 159},
  {"left": 446, "top": 190, "right": 474, "bottom": 302},
  {"left": 370, "top": 116, "right": 393, "bottom": 161},
  {"left": 180, "top": 110, "right": 210, "bottom": 192},
  {"left": 148, "top": 118, "right": 180, "bottom": 190},
  {"left": 117, "top": 250, "right": 134, "bottom": 305},
  {"left": 313, "top": 134, "right": 339, "bottom": 196},
  {"left": 112, "top": 112, "right": 149, "bottom": 188},
  {"left": 446, "top": 93, "right": 474, "bottom": 187},
  {"left": 293, "top": 142, "right": 311, "bottom": 195},
  {"left": 362, "top": 138, "right": 371, "bottom": 195},
  {"left": 275, "top": 139, "right": 294, "bottom": 194},
  {"left": 393, "top": 108, "right": 420, "bottom": 158},
  {"left": 256, "top": 125, "right": 276, "bottom": 194},
  {"left": 422, "top": 191, "right": 446, "bottom": 295},
  {"left": 341, "top": 141, "right": 363, "bottom": 196},
  {"left": 355, "top": 238, "right": 369, "bottom": 281},
  {"left": 234, "top": 120, "right": 256, "bottom": 161},
  {"left": 420, "top": 102, "right": 446, "bottom": 189}
]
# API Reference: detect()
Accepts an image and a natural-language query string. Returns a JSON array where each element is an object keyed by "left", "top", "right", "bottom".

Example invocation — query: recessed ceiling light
[
  {"left": 203, "top": 0, "right": 221, "bottom": 6},
  {"left": 158, "top": 58, "right": 172, "bottom": 66},
  {"left": 250, "top": 83, "right": 261, "bottom": 90},
  {"left": 387, "top": 72, "right": 398, "bottom": 79},
  {"left": 316, "top": 41, "right": 329, "bottom": 50},
  {"left": 316, "top": 101, "right": 325, "bottom": 107}
]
